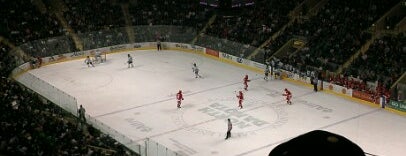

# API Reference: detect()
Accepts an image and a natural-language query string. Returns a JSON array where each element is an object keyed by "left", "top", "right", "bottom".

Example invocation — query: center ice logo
[
  {"left": 198, "top": 103, "right": 269, "bottom": 128},
  {"left": 172, "top": 98, "right": 288, "bottom": 138}
]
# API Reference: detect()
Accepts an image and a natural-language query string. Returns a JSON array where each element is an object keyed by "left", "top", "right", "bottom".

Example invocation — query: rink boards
[{"left": 15, "top": 50, "right": 406, "bottom": 156}]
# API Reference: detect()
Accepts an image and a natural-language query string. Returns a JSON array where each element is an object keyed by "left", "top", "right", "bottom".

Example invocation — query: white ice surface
[{"left": 19, "top": 50, "right": 406, "bottom": 156}]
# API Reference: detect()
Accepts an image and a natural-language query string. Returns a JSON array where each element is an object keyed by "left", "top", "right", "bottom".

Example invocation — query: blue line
[
  {"left": 95, "top": 81, "right": 242, "bottom": 118},
  {"left": 319, "top": 108, "right": 381, "bottom": 129},
  {"left": 95, "top": 76, "right": 263, "bottom": 118}
]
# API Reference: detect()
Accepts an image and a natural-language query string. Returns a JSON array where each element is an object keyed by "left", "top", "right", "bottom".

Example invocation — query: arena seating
[{"left": 0, "top": 0, "right": 403, "bottom": 155}]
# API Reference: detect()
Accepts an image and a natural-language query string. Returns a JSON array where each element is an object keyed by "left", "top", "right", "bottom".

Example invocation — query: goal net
[{"left": 90, "top": 51, "right": 107, "bottom": 64}]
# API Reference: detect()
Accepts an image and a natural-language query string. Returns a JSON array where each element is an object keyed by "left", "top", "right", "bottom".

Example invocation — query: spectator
[
  {"left": 78, "top": 105, "right": 86, "bottom": 123},
  {"left": 0, "top": 44, "right": 136, "bottom": 156}
]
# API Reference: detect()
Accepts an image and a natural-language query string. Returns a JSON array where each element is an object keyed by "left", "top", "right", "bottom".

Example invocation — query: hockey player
[
  {"left": 176, "top": 90, "right": 184, "bottom": 108},
  {"left": 225, "top": 118, "right": 232, "bottom": 140},
  {"left": 264, "top": 66, "right": 270, "bottom": 81},
  {"left": 236, "top": 91, "right": 244, "bottom": 109},
  {"left": 84, "top": 56, "right": 94, "bottom": 67},
  {"left": 157, "top": 40, "right": 162, "bottom": 51},
  {"left": 127, "top": 54, "right": 134, "bottom": 68},
  {"left": 192, "top": 63, "right": 202, "bottom": 78},
  {"left": 243, "top": 75, "right": 250, "bottom": 91},
  {"left": 283, "top": 88, "right": 292, "bottom": 104},
  {"left": 77, "top": 105, "right": 86, "bottom": 123},
  {"left": 77, "top": 105, "right": 86, "bottom": 130}
]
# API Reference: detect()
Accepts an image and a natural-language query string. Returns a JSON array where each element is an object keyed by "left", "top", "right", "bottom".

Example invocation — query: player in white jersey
[
  {"left": 264, "top": 66, "right": 270, "bottom": 81},
  {"left": 127, "top": 54, "right": 134, "bottom": 68},
  {"left": 192, "top": 63, "right": 202, "bottom": 78},
  {"left": 84, "top": 56, "right": 94, "bottom": 67}
]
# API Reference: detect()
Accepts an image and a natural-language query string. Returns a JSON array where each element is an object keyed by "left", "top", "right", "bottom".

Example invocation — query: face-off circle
[{"left": 172, "top": 97, "right": 288, "bottom": 138}]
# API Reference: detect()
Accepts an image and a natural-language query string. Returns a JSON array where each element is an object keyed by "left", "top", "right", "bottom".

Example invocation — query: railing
[
  {"left": 194, "top": 34, "right": 266, "bottom": 63},
  {"left": 5, "top": 25, "right": 248, "bottom": 61},
  {"left": 10, "top": 26, "right": 201, "bottom": 156},
  {"left": 388, "top": 81, "right": 406, "bottom": 112},
  {"left": 133, "top": 25, "right": 196, "bottom": 43},
  {"left": 12, "top": 62, "right": 183, "bottom": 156},
  {"left": 85, "top": 114, "right": 146, "bottom": 155},
  {"left": 14, "top": 26, "right": 199, "bottom": 61},
  {"left": 79, "top": 27, "right": 130, "bottom": 50},
  {"left": 145, "top": 138, "right": 180, "bottom": 156},
  {"left": 15, "top": 25, "right": 265, "bottom": 65},
  {"left": 18, "top": 35, "right": 76, "bottom": 58},
  {"left": 391, "top": 73, "right": 406, "bottom": 102},
  {"left": 86, "top": 112, "right": 182, "bottom": 156}
]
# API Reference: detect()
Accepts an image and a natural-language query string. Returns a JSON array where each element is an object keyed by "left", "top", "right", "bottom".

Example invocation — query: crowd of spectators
[
  {"left": 0, "top": 1, "right": 139, "bottom": 155},
  {"left": 344, "top": 33, "right": 405, "bottom": 89},
  {"left": 0, "top": 43, "right": 14, "bottom": 77},
  {"left": 1, "top": 46, "right": 138, "bottom": 155},
  {"left": 205, "top": 0, "right": 304, "bottom": 47},
  {"left": 328, "top": 74, "right": 391, "bottom": 103},
  {"left": 0, "top": 76, "right": 136, "bottom": 155},
  {"left": 62, "top": 0, "right": 126, "bottom": 34},
  {"left": 0, "top": 0, "right": 65, "bottom": 46},
  {"left": 18, "top": 36, "right": 77, "bottom": 58},
  {"left": 266, "top": 0, "right": 398, "bottom": 73},
  {"left": 80, "top": 28, "right": 129, "bottom": 50},
  {"left": 260, "top": 0, "right": 403, "bottom": 103},
  {"left": 327, "top": 33, "right": 405, "bottom": 103},
  {"left": 384, "top": 14, "right": 405, "bottom": 30},
  {"left": 128, "top": 0, "right": 212, "bottom": 30}
]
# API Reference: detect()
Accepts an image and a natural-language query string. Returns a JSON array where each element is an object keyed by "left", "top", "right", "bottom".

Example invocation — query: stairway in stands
[
  {"left": 42, "top": 0, "right": 84, "bottom": 51},
  {"left": 121, "top": 3, "right": 135, "bottom": 43},
  {"left": 247, "top": 0, "right": 329, "bottom": 60}
]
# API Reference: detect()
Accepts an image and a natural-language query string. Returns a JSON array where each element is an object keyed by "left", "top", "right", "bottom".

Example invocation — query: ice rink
[{"left": 16, "top": 50, "right": 406, "bottom": 156}]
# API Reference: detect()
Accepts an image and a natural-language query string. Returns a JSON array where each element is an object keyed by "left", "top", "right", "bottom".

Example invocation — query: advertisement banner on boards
[
  {"left": 191, "top": 45, "right": 205, "bottom": 53},
  {"left": 206, "top": 48, "right": 219, "bottom": 58},
  {"left": 387, "top": 100, "right": 406, "bottom": 112},
  {"left": 220, "top": 52, "right": 234, "bottom": 61}
]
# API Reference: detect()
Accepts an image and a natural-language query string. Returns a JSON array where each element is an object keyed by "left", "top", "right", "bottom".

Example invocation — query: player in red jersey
[
  {"left": 176, "top": 90, "right": 184, "bottom": 108},
  {"left": 236, "top": 91, "right": 244, "bottom": 109},
  {"left": 243, "top": 75, "right": 250, "bottom": 91},
  {"left": 283, "top": 88, "right": 292, "bottom": 105}
]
